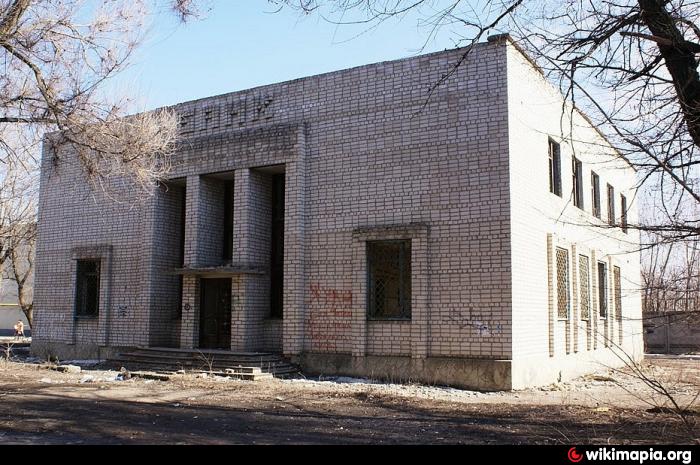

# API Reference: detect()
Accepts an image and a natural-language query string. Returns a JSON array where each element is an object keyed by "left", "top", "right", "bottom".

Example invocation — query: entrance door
[{"left": 199, "top": 278, "right": 231, "bottom": 349}]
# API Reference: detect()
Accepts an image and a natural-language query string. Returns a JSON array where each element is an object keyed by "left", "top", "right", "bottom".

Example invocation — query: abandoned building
[{"left": 31, "top": 35, "right": 643, "bottom": 390}]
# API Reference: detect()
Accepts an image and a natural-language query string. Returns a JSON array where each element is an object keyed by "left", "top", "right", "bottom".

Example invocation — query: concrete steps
[{"left": 107, "top": 347, "right": 299, "bottom": 380}]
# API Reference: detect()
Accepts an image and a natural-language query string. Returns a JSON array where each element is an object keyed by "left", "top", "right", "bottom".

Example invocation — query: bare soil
[{"left": 0, "top": 356, "right": 698, "bottom": 444}]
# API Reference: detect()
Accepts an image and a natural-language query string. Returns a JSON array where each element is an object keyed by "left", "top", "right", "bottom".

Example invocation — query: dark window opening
[
  {"left": 621, "top": 194, "right": 628, "bottom": 233},
  {"left": 572, "top": 157, "right": 584, "bottom": 209},
  {"left": 549, "top": 139, "right": 562, "bottom": 197},
  {"left": 75, "top": 259, "right": 100, "bottom": 318},
  {"left": 176, "top": 185, "right": 186, "bottom": 319},
  {"left": 367, "top": 240, "right": 411, "bottom": 320},
  {"left": 222, "top": 180, "right": 234, "bottom": 262},
  {"left": 269, "top": 174, "right": 285, "bottom": 319},
  {"left": 591, "top": 172, "right": 601, "bottom": 219},
  {"left": 598, "top": 261, "right": 608, "bottom": 318},
  {"left": 607, "top": 184, "right": 615, "bottom": 226}
]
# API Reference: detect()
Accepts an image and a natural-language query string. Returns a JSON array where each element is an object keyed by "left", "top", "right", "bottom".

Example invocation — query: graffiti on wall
[
  {"left": 448, "top": 306, "right": 503, "bottom": 337},
  {"left": 306, "top": 283, "right": 353, "bottom": 352}
]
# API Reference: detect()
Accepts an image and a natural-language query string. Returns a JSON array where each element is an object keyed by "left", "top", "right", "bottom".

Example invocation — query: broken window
[
  {"left": 367, "top": 240, "right": 411, "bottom": 320},
  {"left": 556, "top": 248, "right": 570, "bottom": 319},
  {"left": 74, "top": 259, "right": 100, "bottom": 318},
  {"left": 579, "top": 255, "right": 590, "bottom": 320}
]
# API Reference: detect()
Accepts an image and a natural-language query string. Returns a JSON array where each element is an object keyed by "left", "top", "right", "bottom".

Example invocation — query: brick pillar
[
  {"left": 283, "top": 128, "right": 307, "bottom": 356},
  {"left": 591, "top": 250, "right": 598, "bottom": 350},
  {"left": 179, "top": 275, "right": 200, "bottom": 349},
  {"left": 350, "top": 237, "right": 367, "bottom": 358},
  {"left": 230, "top": 168, "right": 271, "bottom": 352},
  {"left": 571, "top": 244, "right": 578, "bottom": 354},
  {"left": 546, "top": 233, "right": 555, "bottom": 357}
]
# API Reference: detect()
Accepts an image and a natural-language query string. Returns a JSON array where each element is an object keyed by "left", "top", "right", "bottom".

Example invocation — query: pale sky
[{"left": 115, "top": 1, "right": 465, "bottom": 111}]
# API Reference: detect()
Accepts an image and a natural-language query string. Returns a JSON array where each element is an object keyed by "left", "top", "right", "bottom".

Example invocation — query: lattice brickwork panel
[
  {"left": 579, "top": 255, "right": 590, "bottom": 320},
  {"left": 556, "top": 248, "right": 570, "bottom": 319}
]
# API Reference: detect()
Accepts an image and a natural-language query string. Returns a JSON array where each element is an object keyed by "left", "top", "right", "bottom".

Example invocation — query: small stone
[{"left": 56, "top": 365, "right": 81, "bottom": 374}]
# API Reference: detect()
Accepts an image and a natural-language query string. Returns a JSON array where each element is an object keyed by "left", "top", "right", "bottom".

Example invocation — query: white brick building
[{"left": 32, "top": 35, "right": 643, "bottom": 390}]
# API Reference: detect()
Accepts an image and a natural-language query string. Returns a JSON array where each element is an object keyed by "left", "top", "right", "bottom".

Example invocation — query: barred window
[
  {"left": 556, "top": 248, "right": 570, "bottom": 319},
  {"left": 614, "top": 266, "right": 622, "bottom": 320},
  {"left": 598, "top": 261, "right": 608, "bottom": 318},
  {"left": 75, "top": 260, "right": 100, "bottom": 318},
  {"left": 579, "top": 255, "right": 590, "bottom": 320},
  {"left": 367, "top": 240, "right": 411, "bottom": 320}
]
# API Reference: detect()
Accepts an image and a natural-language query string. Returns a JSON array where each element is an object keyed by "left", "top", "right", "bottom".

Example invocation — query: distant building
[{"left": 32, "top": 35, "right": 643, "bottom": 389}]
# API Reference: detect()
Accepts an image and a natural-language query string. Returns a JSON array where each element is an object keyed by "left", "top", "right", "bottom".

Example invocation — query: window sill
[
  {"left": 367, "top": 318, "right": 412, "bottom": 323},
  {"left": 74, "top": 315, "right": 99, "bottom": 321}
]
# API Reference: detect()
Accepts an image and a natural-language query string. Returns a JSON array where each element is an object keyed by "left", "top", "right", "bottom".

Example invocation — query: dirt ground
[{"left": 0, "top": 355, "right": 698, "bottom": 444}]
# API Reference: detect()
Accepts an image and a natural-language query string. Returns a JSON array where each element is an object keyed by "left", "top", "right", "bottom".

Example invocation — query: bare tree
[
  {"left": 0, "top": 0, "right": 206, "bottom": 327},
  {"left": 0, "top": 0, "right": 205, "bottom": 190}
]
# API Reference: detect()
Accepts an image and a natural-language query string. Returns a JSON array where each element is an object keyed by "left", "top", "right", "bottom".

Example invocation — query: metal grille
[
  {"left": 367, "top": 240, "right": 411, "bottom": 319},
  {"left": 579, "top": 255, "right": 590, "bottom": 320},
  {"left": 75, "top": 259, "right": 100, "bottom": 317},
  {"left": 614, "top": 266, "right": 622, "bottom": 320},
  {"left": 556, "top": 248, "right": 570, "bottom": 319}
]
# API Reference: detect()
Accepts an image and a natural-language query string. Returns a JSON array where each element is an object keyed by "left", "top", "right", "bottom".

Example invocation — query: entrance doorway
[{"left": 199, "top": 278, "right": 231, "bottom": 349}]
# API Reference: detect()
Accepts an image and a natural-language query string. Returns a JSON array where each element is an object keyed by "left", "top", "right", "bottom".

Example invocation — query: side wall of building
[
  {"left": 505, "top": 41, "right": 644, "bottom": 389},
  {"left": 32, "top": 146, "right": 153, "bottom": 360}
]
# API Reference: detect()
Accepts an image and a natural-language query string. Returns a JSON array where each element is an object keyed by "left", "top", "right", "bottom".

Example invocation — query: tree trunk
[{"left": 638, "top": 0, "right": 700, "bottom": 149}]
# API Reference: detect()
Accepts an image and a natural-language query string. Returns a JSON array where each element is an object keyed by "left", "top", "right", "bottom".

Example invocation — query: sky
[{"left": 114, "top": 1, "right": 463, "bottom": 111}]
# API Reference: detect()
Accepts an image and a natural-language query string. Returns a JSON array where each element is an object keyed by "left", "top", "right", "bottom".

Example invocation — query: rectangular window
[
  {"left": 598, "top": 261, "right": 608, "bottom": 318},
  {"left": 591, "top": 172, "right": 601, "bottom": 219},
  {"left": 607, "top": 184, "right": 615, "bottom": 226},
  {"left": 614, "top": 266, "right": 622, "bottom": 321},
  {"left": 620, "top": 194, "right": 628, "bottom": 233},
  {"left": 367, "top": 240, "right": 411, "bottom": 320},
  {"left": 572, "top": 157, "right": 584, "bottom": 209},
  {"left": 579, "top": 255, "right": 590, "bottom": 320},
  {"left": 269, "top": 174, "right": 285, "bottom": 319},
  {"left": 556, "top": 248, "right": 570, "bottom": 319},
  {"left": 74, "top": 259, "right": 100, "bottom": 318},
  {"left": 222, "top": 180, "right": 234, "bottom": 261},
  {"left": 549, "top": 139, "right": 562, "bottom": 197}
]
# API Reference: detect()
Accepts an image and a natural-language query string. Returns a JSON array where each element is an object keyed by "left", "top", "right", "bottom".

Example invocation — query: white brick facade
[{"left": 32, "top": 36, "right": 643, "bottom": 390}]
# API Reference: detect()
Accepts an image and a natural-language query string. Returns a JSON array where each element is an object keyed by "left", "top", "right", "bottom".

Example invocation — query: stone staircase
[{"left": 107, "top": 347, "right": 299, "bottom": 381}]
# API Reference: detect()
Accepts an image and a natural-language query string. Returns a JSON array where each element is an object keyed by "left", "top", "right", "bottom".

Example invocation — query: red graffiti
[{"left": 307, "top": 283, "right": 353, "bottom": 352}]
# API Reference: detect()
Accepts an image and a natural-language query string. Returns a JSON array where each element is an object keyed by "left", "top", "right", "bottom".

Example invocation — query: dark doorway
[
  {"left": 269, "top": 173, "right": 285, "bottom": 318},
  {"left": 199, "top": 278, "right": 232, "bottom": 349}
]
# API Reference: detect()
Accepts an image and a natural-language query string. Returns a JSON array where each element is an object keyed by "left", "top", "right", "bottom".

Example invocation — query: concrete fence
[{"left": 644, "top": 311, "right": 700, "bottom": 354}]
